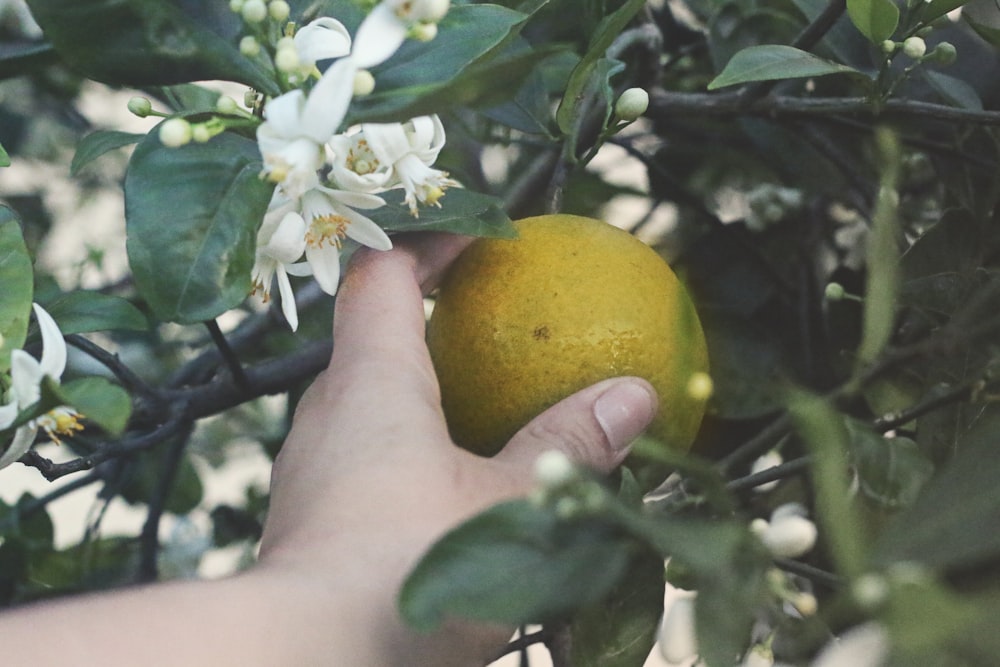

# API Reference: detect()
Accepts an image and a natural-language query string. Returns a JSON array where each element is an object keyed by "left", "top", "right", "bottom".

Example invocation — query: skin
[{"left": 0, "top": 233, "right": 658, "bottom": 666}]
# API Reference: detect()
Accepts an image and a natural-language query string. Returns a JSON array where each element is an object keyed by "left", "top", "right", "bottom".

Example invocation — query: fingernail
[{"left": 593, "top": 379, "right": 658, "bottom": 451}]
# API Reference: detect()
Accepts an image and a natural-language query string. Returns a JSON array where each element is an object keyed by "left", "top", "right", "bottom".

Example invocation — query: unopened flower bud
[
  {"left": 686, "top": 371, "right": 713, "bottom": 401},
  {"left": 230, "top": 0, "right": 245, "bottom": 12},
  {"left": 240, "top": 35, "right": 261, "bottom": 56},
  {"left": 353, "top": 69, "right": 376, "bottom": 96},
  {"left": 880, "top": 40, "right": 897, "bottom": 55},
  {"left": 127, "top": 96, "right": 153, "bottom": 118},
  {"left": 760, "top": 515, "right": 817, "bottom": 558},
  {"left": 191, "top": 123, "right": 213, "bottom": 143},
  {"left": 902, "top": 36, "right": 926, "bottom": 59},
  {"left": 159, "top": 118, "right": 192, "bottom": 147},
  {"left": 852, "top": 573, "right": 889, "bottom": 609},
  {"left": 792, "top": 591, "right": 818, "bottom": 616},
  {"left": 216, "top": 95, "right": 240, "bottom": 115},
  {"left": 770, "top": 502, "right": 808, "bottom": 522},
  {"left": 410, "top": 21, "right": 438, "bottom": 42},
  {"left": 269, "top": 0, "right": 290, "bottom": 21},
  {"left": 615, "top": 87, "right": 650, "bottom": 121},
  {"left": 534, "top": 450, "right": 575, "bottom": 488},
  {"left": 927, "top": 41, "right": 957, "bottom": 65},
  {"left": 658, "top": 594, "right": 698, "bottom": 664},
  {"left": 825, "top": 282, "right": 846, "bottom": 301},
  {"left": 743, "top": 645, "right": 775, "bottom": 667},
  {"left": 241, "top": 0, "right": 268, "bottom": 23},
  {"left": 409, "top": 0, "right": 450, "bottom": 22},
  {"left": 751, "top": 450, "right": 783, "bottom": 492},
  {"left": 274, "top": 45, "right": 301, "bottom": 72},
  {"left": 811, "top": 622, "right": 889, "bottom": 667}
]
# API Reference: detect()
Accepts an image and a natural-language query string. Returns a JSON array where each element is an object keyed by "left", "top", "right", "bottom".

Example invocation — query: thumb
[{"left": 495, "top": 377, "right": 658, "bottom": 474}]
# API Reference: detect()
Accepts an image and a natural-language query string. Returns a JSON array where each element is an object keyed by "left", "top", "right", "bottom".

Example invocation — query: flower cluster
[
  {"left": 244, "top": 0, "right": 456, "bottom": 330},
  {"left": 0, "top": 304, "right": 82, "bottom": 471}
]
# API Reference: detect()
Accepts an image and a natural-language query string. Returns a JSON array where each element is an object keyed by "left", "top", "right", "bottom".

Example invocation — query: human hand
[{"left": 256, "top": 232, "right": 659, "bottom": 665}]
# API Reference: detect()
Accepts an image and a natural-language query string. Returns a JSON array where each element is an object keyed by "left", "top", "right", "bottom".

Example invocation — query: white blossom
[{"left": 811, "top": 622, "right": 889, "bottom": 667}]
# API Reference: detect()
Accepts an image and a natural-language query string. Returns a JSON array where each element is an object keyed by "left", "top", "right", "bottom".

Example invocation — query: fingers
[{"left": 495, "top": 377, "right": 658, "bottom": 474}]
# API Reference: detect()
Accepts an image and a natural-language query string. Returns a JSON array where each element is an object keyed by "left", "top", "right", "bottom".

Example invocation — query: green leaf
[
  {"left": 24, "top": 0, "right": 278, "bottom": 94},
  {"left": 855, "top": 127, "right": 901, "bottom": 371},
  {"left": 846, "top": 420, "right": 934, "bottom": 509},
  {"left": 349, "top": 5, "right": 545, "bottom": 123},
  {"left": 42, "top": 291, "right": 148, "bottom": 334},
  {"left": 964, "top": 13, "right": 1000, "bottom": 49},
  {"left": 788, "top": 390, "right": 867, "bottom": 579},
  {"left": 400, "top": 499, "right": 633, "bottom": 631},
  {"left": 873, "top": 405, "right": 1000, "bottom": 573},
  {"left": 915, "top": 0, "right": 970, "bottom": 27},
  {"left": 119, "top": 451, "right": 203, "bottom": 515},
  {"left": 708, "top": 45, "right": 860, "bottom": 90},
  {"left": 125, "top": 129, "right": 273, "bottom": 324},
  {"left": 51, "top": 377, "right": 132, "bottom": 437},
  {"left": 370, "top": 188, "right": 515, "bottom": 238},
  {"left": 921, "top": 70, "right": 983, "bottom": 111},
  {"left": 0, "top": 140, "right": 9, "bottom": 168},
  {"left": 0, "top": 41, "right": 56, "bottom": 80},
  {"left": 71, "top": 131, "right": 145, "bottom": 176},
  {"left": 570, "top": 550, "right": 664, "bottom": 667},
  {"left": 555, "top": 0, "right": 645, "bottom": 136},
  {"left": 846, "top": 0, "right": 900, "bottom": 44},
  {"left": 0, "top": 207, "right": 33, "bottom": 375}
]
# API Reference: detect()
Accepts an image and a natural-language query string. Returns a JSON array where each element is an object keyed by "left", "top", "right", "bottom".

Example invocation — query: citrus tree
[{"left": 2, "top": 0, "right": 1000, "bottom": 665}]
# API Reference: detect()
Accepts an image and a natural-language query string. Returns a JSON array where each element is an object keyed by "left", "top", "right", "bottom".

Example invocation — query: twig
[
  {"left": 136, "top": 419, "right": 194, "bottom": 583},
  {"left": 204, "top": 319, "right": 250, "bottom": 393},
  {"left": 0, "top": 470, "right": 102, "bottom": 533},
  {"left": 773, "top": 557, "right": 844, "bottom": 589},
  {"left": 66, "top": 334, "right": 159, "bottom": 401},
  {"left": 726, "top": 456, "right": 811, "bottom": 493}
]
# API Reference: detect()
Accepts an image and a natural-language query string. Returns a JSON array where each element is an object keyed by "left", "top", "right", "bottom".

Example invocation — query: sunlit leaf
[
  {"left": 42, "top": 291, "right": 149, "bottom": 334},
  {"left": 370, "top": 188, "right": 515, "bottom": 238},
  {"left": 50, "top": 376, "right": 132, "bottom": 437}
]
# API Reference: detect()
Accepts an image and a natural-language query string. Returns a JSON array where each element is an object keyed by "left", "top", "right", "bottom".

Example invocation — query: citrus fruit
[{"left": 426, "top": 214, "right": 710, "bottom": 457}]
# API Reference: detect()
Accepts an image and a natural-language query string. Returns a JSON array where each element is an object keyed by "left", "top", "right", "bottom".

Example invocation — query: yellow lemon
[{"left": 427, "top": 214, "right": 709, "bottom": 457}]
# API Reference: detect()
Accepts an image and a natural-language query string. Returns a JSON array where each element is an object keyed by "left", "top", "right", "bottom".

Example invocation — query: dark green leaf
[
  {"left": 0, "top": 207, "right": 33, "bottom": 375},
  {"left": 915, "top": 0, "right": 970, "bottom": 27},
  {"left": 964, "top": 13, "right": 1000, "bottom": 48},
  {"left": 370, "top": 188, "right": 515, "bottom": 238},
  {"left": 570, "top": 550, "right": 664, "bottom": 667},
  {"left": 921, "top": 70, "right": 983, "bottom": 111},
  {"left": 555, "top": 0, "right": 645, "bottom": 137},
  {"left": 847, "top": 0, "right": 900, "bottom": 44},
  {"left": 57, "top": 377, "right": 132, "bottom": 437},
  {"left": 71, "top": 131, "right": 145, "bottom": 176},
  {"left": 120, "top": 452, "right": 203, "bottom": 515},
  {"left": 708, "top": 45, "right": 860, "bottom": 90},
  {"left": 873, "top": 405, "right": 1000, "bottom": 573},
  {"left": 125, "top": 129, "right": 273, "bottom": 324},
  {"left": 400, "top": 499, "right": 633, "bottom": 631},
  {"left": 24, "top": 0, "right": 279, "bottom": 93},
  {"left": 0, "top": 41, "right": 56, "bottom": 80},
  {"left": 0, "top": 140, "right": 9, "bottom": 167},
  {"left": 349, "top": 5, "right": 545, "bottom": 123},
  {"left": 846, "top": 420, "right": 934, "bottom": 509},
  {"left": 42, "top": 291, "right": 148, "bottom": 334},
  {"left": 856, "top": 127, "right": 901, "bottom": 371}
]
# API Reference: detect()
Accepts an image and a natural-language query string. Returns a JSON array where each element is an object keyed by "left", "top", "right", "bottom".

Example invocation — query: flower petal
[
  {"left": 0, "top": 424, "right": 37, "bottom": 470},
  {"left": 0, "top": 400, "right": 18, "bottom": 430},
  {"left": 352, "top": 3, "right": 408, "bottom": 68},
  {"left": 261, "top": 90, "right": 307, "bottom": 139},
  {"left": 341, "top": 208, "right": 393, "bottom": 251},
  {"left": 316, "top": 185, "right": 386, "bottom": 210},
  {"left": 33, "top": 303, "right": 67, "bottom": 381},
  {"left": 301, "top": 57, "right": 357, "bottom": 143},
  {"left": 10, "top": 349, "right": 42, "bottom": 407},
  {"left": 363, "top": 121, "right": 413, "bottom": 166},
  {"left": 294, "top": 17, "right": 352, "bottom": 66},
  {"left": 265, "top": 212, "right": 308, "bottom": 263},
  {"left": 305, "top": 243, "right": 343, "bottom": 295},
  {"left": 274, "top": 268, "right": 299, "bottom": 332}
]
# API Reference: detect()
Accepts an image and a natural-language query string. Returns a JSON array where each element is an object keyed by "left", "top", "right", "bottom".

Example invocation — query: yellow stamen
[{"left": 305, "top": 215, "right": 350, "bottom": 249}]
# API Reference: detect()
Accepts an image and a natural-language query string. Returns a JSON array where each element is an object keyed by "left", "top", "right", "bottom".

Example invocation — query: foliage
[{"left": 2, "top": 0, "right": 1000, "bottom": 664}]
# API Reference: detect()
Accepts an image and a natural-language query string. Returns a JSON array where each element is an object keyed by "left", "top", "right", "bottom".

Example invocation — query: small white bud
[
  {"left": 534, "top": 450, "right": 575, "bottom": 488},
  {"left": 229, "top": 0, "right": 245, "bottom": 12},
  {"left": 880, "top": 39, "right": 897, "bottom": 55},
  {"left": 750, "top": 517, "right": 770, "bottom": 537},
  {"left": 902, "top": 36, "right": 926, "bottom": 59},
  {"left": 615, "top": 87, "right": 650, "bottom": 121},
  {"left": 353, "top": 69, "right": 376, "bottom": 96},
  {"left": 825, "top": 282, "right": 846, "bottom": 301},
  {"left": 274, "top": 46, "right": 301, "bottom": 73},
  {"left": 215, "top": 95, "right": 240, "bottom": 115},
  {"left": 159, "top": 118, "right": 192, "bottom": 147},
  {"left": 770, "top": 502, "right": 808, "bottom": 522},
  {"left": 408, "top": 0, "right": 450, "bottom": 22},
  {"left": 191, "top": 124, "right": 212, "bottom": 143},
  {"left": 127, "top": 96, "right": 153, "bottom": 117},
  {"left": 792, "top": 591, "right": 818, "bottom": 616},
  {"left": 241, "top": 0, "right": 268, "bottom": 23},
  {"left": 686, "top": 371, "right": 713, "bottom": 401},
  {"left": 742, "top": 645, "right": 775, "bottom": 667},
  {"left": 268, "top": 0, "right": 290, "bottom": 21},
  {"left": 759, "top": 515, "right": 817, "bottom": 558},
  {"left": 239, "top": 35, "right": 261, "bottom": 57},
  {"left": 750, "top": 449, "right": 783, "bottom": 492},
  {"left": 811, "top": 622, "right": 890, "bottom": 667},
  {"left": 409, "top": 21, "right": 438, "bottom": 42},
  {"left": 658, "top": 594, "right": 698, "bottom": 664}
]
